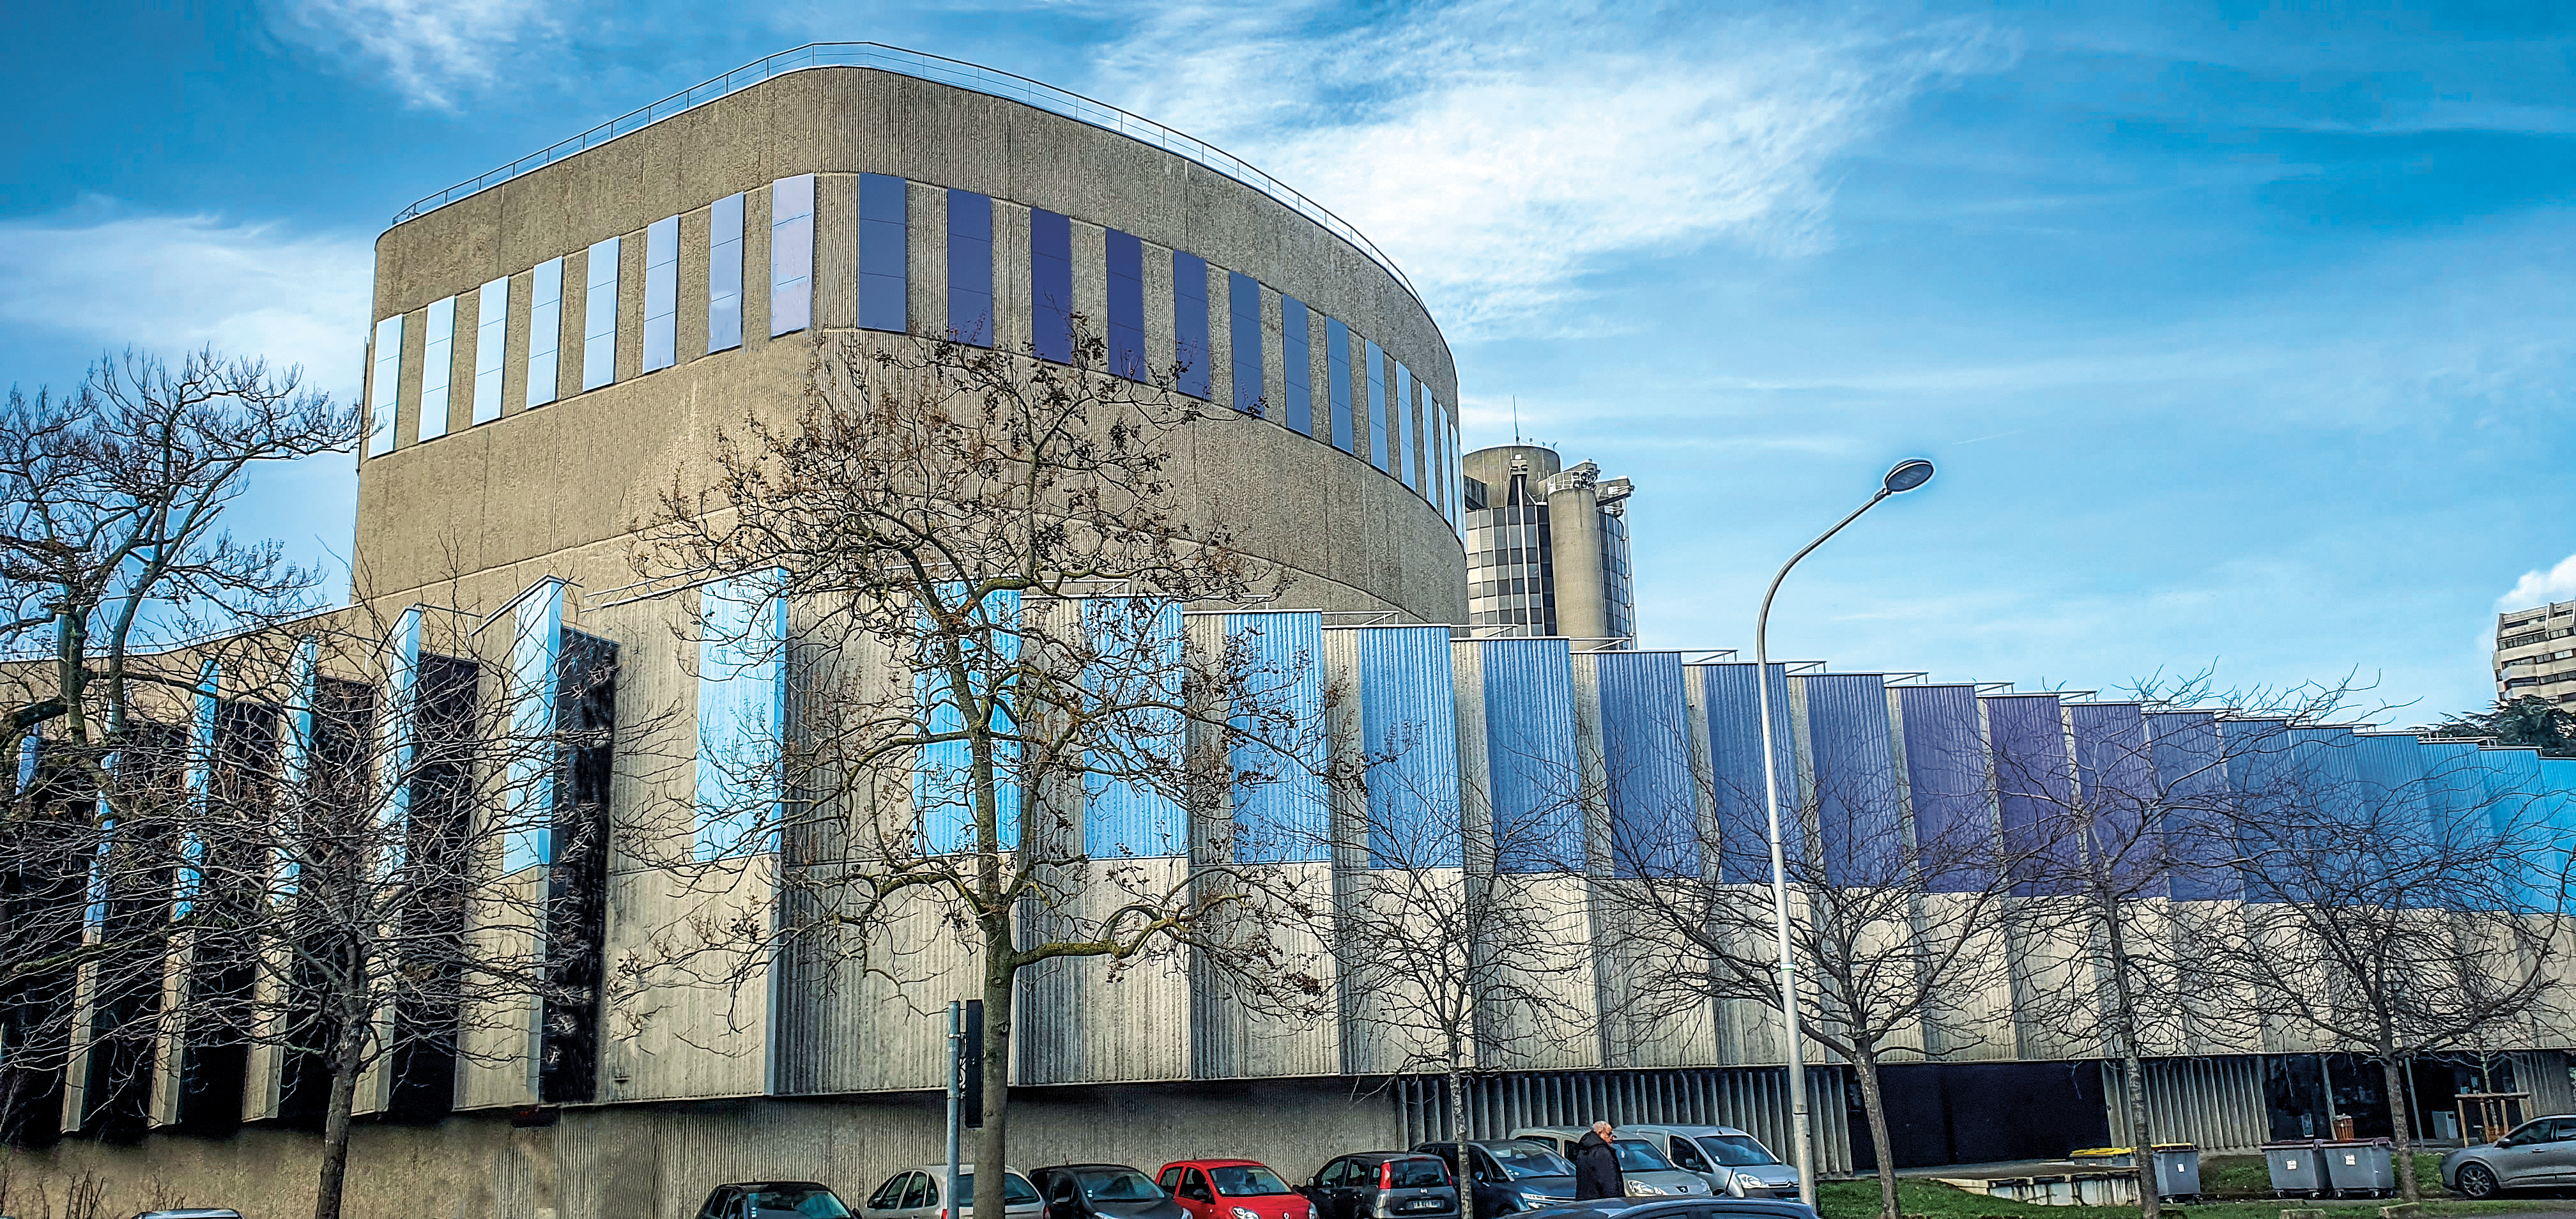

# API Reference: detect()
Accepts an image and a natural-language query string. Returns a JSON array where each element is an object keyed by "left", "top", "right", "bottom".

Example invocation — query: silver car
[
  {"left": 1621, "top": 1125, "right": 1800, "bottom": 1199},
  {"left": 1506, "top": 1128, "right": 1710, "bottom": 1199},
  {"left": 862, "top": 1164, "right": 1045, "bottom": 1219},
  {"left": 2444, "top": 1115, "right": 2576, "bottom": 1199}
]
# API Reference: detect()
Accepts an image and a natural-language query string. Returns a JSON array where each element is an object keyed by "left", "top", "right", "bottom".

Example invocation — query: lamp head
[{"left": 1882, "top": 459, "right": 1935, "bottom": 494}]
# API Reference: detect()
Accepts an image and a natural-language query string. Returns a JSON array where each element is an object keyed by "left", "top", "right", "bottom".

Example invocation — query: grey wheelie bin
[
  {"left": 2264, "top": 1141, "right": 2325, "bottom": 1198},
  {"left": 2320, "top": 1140, "right": 2395, "bottom": 1197},
  {"left": 2152, "top": 1144, "right": 2203, "bottom": 1202}
]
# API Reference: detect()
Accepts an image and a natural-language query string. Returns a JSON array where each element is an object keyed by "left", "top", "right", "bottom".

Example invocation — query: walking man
[{"left": 1573, "top": 1121, "right": 1623, "bottom": 1201}]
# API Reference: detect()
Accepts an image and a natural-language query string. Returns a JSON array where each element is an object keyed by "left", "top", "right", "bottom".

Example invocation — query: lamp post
[{"left": 1755, "top": 458, "right": 1934, "bottom": 1206}]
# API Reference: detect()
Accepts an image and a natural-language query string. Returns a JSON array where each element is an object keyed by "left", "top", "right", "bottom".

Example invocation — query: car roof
[
  {"left": 721, "top": 1183, "right": 833, "bottom": 1190},
  {"left": 901, "top": 1165, "right": 1031, "bottom": 1177},
  {"left": 1165, "top": 1160, "right": 1272, "bottom": 1170},
  {"left": 1340, "top": 1151, "right": 1443, "bottom": 1162},
  {"left": 1627, "top": 1124, "right": 1757, "bottom": 1139},
  {"left": 1036, "top": 1164, "right": 1151, "bottom": 1173},
  {"left": 1415, "top": 1140, "right": 1560, "bottom": 1152}
]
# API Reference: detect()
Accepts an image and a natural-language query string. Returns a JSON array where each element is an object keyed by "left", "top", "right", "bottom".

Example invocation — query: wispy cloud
[
  {"left": 0, "top": 207, "right": 374, "bottom": 394},
  {"left": 2501, "top": 554, "right": 2576, "bottom": 613},
  {"left": 1087, "top": 2, "right": 2013, "bottom": 333},
  {"left": 261, "top": 0, "right": 561, "bottom": 110}
]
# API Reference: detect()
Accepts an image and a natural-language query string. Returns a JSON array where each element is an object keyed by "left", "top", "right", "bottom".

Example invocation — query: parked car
[
  {"left": 1304, "top": 1152, "right": 1460, "bottom": 1219},
  {"left": 1158, "top": 1159, "right": 1316, "bottom": 1219},
  {"left": 1032, "top": 1164, "right": 1189, "bottom": 1219},
  {"left": 694, "top": 1181, "right": 859, "bottom": 1219},
  {"left": 1617, "top": 1126, "right": 1800, "bottom": 1199},
  {"left": 862, "top": 1165, "right": 1044, "bottom": 1219},
  {"left": 132, "top": 1211, "right": 245, "bottom": 1219},
  {"left": 2445, "top": 1114, "right": 2576, "bottom": 1199},
  {"left": 1503, "top": 1130, "right": 1709, "bottom": 1200},
  {"left": 1410, "top": 1138, "right": 1580, "bottom": 1217},
  {"left": 1512, "top": 1197, "right": 1816, "bottom": 1219}
]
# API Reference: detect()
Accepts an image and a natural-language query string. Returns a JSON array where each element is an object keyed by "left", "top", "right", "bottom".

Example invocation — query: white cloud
[
  {"left": 0, "top": 207, "right": 375, "bottom": 397},
  {"left": 262, "top": 0, "right": 560, "bottom": 110},
  {"left": 1086, "top": 2, "right": 2011, "bottom": 333},
  {"left": 2501, "top": 553, "right": 2576, "bottom": 613}
]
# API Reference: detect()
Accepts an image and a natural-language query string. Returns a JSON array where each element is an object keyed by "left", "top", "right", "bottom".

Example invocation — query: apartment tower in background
[
  {"left": 2497, "top": 601, "right": 2576, "bottom": 703},
  {"left": 1460, "top": 444, "right": 1634, "bottom": 643}
]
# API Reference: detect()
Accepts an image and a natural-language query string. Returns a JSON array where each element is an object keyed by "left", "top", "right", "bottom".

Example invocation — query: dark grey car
[
  {"left": 1032, "top": 1165, "right": 1189, "bottom": 1219},
  {"left": 1413, "top": 1140, "right": 1579, "bottom": 1218},
  {"left": 1307, "top": 1153, "right": 1460, "bottom": 1219},
  {"left": 694, "top": 1181, "right": 857, "bottom": 1218}
]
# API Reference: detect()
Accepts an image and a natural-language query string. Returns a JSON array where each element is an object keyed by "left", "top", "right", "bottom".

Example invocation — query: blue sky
[{"left": 6, "top": 1, "right": 2571, "bottom": 722}]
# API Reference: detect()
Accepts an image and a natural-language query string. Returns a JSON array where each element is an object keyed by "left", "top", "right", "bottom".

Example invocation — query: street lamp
[{"left": 1754, "top": 458, "right": 1934, "bottom": 1206}]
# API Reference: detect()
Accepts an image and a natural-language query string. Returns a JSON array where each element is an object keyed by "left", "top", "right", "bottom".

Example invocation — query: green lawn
[{"left": 1816, "top": 1154, "right": 2554, "bottom": 1219}]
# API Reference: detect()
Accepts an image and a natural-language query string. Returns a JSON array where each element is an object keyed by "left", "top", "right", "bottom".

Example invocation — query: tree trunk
[
  {"left": 2384, "top": 1053, "right": 2419, "bottom": 1203},
  {"left": 1451, "top": 1061, "right": 1473, "bottom": 1206},
  {"left": 976, "top": 925, "right": 1016, "bottom": 1219},
  {"left": 1851, "top": 1048, "right": 1900, "bottom": 1219},
  {"left": 311, "top": 1032, "right": 364, "bottom": 1219},
  {"left": 2120, "top": 1050, "right": 2157, "bottom": 1219}
]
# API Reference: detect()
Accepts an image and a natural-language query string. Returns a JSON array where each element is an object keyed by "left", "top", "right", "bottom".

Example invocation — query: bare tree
[
  {"left": 2200, "top": 728, "right": 2573, "bottom": 1202},
  {"left": 630, "top": 325, "right": 1322, "bottom": 1219}
]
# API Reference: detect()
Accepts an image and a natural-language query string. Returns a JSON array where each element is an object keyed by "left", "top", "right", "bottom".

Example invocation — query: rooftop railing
[{"left": 390, "top": 42, "right": 1422, "bottom": 305}]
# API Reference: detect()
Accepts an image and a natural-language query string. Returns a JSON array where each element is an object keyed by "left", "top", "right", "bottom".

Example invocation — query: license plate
[{"left": 1398, "top": 1200, "right": 1444, "bottom": 1213}]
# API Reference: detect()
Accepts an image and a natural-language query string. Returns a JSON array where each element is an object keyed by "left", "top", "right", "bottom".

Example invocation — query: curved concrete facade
[{"left": 355, "top": 66, "right": 1466, "bottom": 623}]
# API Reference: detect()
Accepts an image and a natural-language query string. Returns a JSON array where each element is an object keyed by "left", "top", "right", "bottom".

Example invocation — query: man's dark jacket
[{"left": 1573, "top": 1131, "right": 1623, "bottom": 1201}]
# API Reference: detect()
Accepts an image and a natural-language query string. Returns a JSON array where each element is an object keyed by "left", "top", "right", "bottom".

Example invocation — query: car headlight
[
  {"left": 1625, "top": 1183, "right": 1662, "bottom": 1197},
  {"left": 1732, "top": 1174, "right": 1765, "bottom": 1194},
  {"left": 1234, "top": 1208, "right": 1260, "bottom": 1219}
]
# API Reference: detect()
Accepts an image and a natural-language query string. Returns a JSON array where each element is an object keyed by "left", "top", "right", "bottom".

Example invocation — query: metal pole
[
  {"left": 947, "top": 1000, "right": 965, "bottom": 1219},
  {"left": 1756, "top": 488, "right": 1891, "bottom": 1208}
]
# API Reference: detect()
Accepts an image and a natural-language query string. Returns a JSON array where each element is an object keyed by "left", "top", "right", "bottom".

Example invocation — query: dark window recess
[
  {"left": 1326, "top": 317, "right": 1354, "bottom": 452},
  {"left": 387, "top": 654, "right": 481, "bottom": 1123},
  {"left": 539, "top": 629, "right": 618, "bottom": 1105},
  {"left": 1031, "top": 209, "right": 1073, "bottom": 364},
  {"left": 947, "top": 190, "right": 993, "bottom": 347},
  {"left": 0, "top": 737, "right": 87, "bottom": 1146},
  {"left": 1463, "top": 477, "right": 1488, "bottom": 512},
  {"left": 273, "top": 678, "right": 378, "bottom": 1131},
  {"left": 1174, "top": 250, "right": 1210, "bottom": 399},
  {"left": 1282, "top": 295, "right": 1312, "bottom": 436},
  {"left": 175, "top": 701, "right": 285, "bottom": 1135},
  {"left": 1230, "top": 270, "right": 1262, "bottom": 415},
  {"left": 1107, "top": 229, "right": 1145, "bottom": 380}
]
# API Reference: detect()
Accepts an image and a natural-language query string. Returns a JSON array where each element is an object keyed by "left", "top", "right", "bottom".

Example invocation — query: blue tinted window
[
  {"left": 770, "top": 174, "right": 814, "bottom": 337},
  {"left": 947, "top": 189, "right": 992, "bottom": 346},
  {"left": 1365, "top": 339, "right": 1388, "bottom": 470},
  {"left": 1393, "top": 362, "right": 1414, "bottom": 490},
  {"left": 1173, "top": 250, "right": 1209, "bottom": 399},
  {"left": 471, "top": 276, "right": 507, "bottom": 425},
  {"left": 1281, "top": 296, "right": 1312, "bottom": 436},
  {"left": 527, "top": 257, "right": 562, "bottom": 407},
  {"left": 1031, "top": 208, "right": 1072, "bottom": 364},
  {"left": 1229, "top": 271, "right": 1262, "bottom": 415},
  {"left": 1107, "top": 229, "right": 1144, "bottom": 379},
  {"left": 858, "top": 173, "right": 907, "bottom": 332},
  {"left": 697, "top": 572, "right": 787, "bottom": 861},
  {"left": 643, "top": 214, "right": 678, "bottom": 372},
  {"left": 1325, "top": 317, "right": 1353, "bottom": 452},
  {"left": 366, "top": 314, "right": 402, "bottom": 457},
  {"left": 418, "top": 295, "right": 454, "bottom": 442},
  {"left": 708, "top": 193, "right": 744, "bottom": 353},
  {"left": 581, "top": 235, "right": 618, "bottom": 392}
]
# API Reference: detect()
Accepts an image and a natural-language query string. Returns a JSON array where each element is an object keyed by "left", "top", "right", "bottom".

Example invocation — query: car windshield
[
  {"left": 1077, "top": 1170, "right": 1165, "bottom": 1202},
  {"left": 1489, "top": 1144, "right": 1575, "bottom": 1180},
  {"left": 1613, "top": 1142, "right": 1673, "bottom": 1172},
  {"left": 960, "top": 1176, "right": 1043, "bottom": 1206},
  {"left": 1388, "top": 1160, "right": 1450, "bottom": 1188},
  {"left": 746, "top": 1187, "right": 854, "bottom": 1218},
  {"left": 1697, "top": 1137, "right": 1781, "bottom": 1168},
  {"left": 1211, "top": 1167, "right": 1294, "bottom": 1197}
]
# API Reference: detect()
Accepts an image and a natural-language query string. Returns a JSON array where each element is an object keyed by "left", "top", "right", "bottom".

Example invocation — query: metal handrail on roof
[{"left": 388, "top": 42, "right": 1423, "bottom": 307}]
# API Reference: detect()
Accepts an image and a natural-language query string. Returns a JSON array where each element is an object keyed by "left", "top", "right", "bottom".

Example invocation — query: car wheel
[{"left": 2456, "top": 1163, "right": 2500, "bottom": 1201}]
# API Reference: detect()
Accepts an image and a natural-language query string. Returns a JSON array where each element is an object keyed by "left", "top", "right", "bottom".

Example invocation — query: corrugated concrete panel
[
  {"left": 1984, "top": 693, "right": 2072, "bottom": 898},
  {"left": 1351, "top": 625, "right": 1463, "bottom": 868},
  {"left": 2149, "top": 710, "right": 2235, "bottom": 900},
  {"left": 599, "top": 856, "right": 773, "bottom": 1101},
  {"left": 1469, "top": 638, "right": 1582, "bottom": 871},
  {"left": 1695, "top": 663, "right": 1799, "bottom": 885},
  {"left": 1800, "top": 673, "right": 1899, "bottom": 887},
  {"left": 1020, "top": 856, "right": 1193, "bottom": 1085},
  {"left": 770, "top": 877, "right": 980, "bottom": 1095},
  {"left": 2070, "top": 703, "right": 2159, "bottom": 896},
  {"left": 1190, "top": 861, "right": 1338, "bottom": 1079},
  {"left": 2133, "top": 1054, "right": 2268, "bottom": 1152},
  {"left": 1083, "top": 598, "right": 1187, "bottom": 859},
  {"left": 1588, "top": 652, "right": 1696, "bottom": 879},
  {"left": 1479, "top": 873, "right": 1603, "bottom": 1073},
  {"left": 1894, "top": 685, "right": 1997, "bottom": 894},
  {"left": 1225, "top": 611, "right": 1328, "bottom": 863}
]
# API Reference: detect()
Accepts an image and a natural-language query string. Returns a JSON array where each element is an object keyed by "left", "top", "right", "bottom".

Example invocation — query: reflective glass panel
[
  {"left": 1173, "top": 250, "right": 1209, "bottom": 399},
  {"left": 1229, "top": 270, "right": 1261, "bottom": 415},
  {"left": 1393, "top": 362, "right": 1414, "bottom": 490},
  {"left": 471, "top": 276, "right": 507, "bottom": 424},
  {"left": 643, "top": 214, "right": 678, "bottom": 372},
  {"left": 947, "top": 189, "right": 992, "bottom": 346},
  {"left": 1325, "top": 317, "right": 1353, "bottom": 452},
  {"left": 709, "top": 192, "right": 744, "bottom": 353},
  {"left": 527, "top": 257, "right": 562, "bottom": 408},
  {"left": 1106, "top": 229, "right": 1143, "bottom": 378},
  {"left": 366, "top": 314, "right": 401, "bottom": 457},
  {"left": 1031, "top": 208, "right": 1072, "bottom": 364},
  {"left": 417, "top": 295, "right": 454, "bottom": 442},
  {"left": 1365, "top": 339, "right": 1388, "bottom": 470},
  {"left": 581, "top": 235, "right": 618, "bottom": 391},
  {"left": 858, "top": 173, "right": 907, "bottom": 332},
  {"left": 1280, "top": 295, "right": 1312, "bottom": 436},
  {"left": 770, "top": 174, "right": 814, "bottom": 337}
]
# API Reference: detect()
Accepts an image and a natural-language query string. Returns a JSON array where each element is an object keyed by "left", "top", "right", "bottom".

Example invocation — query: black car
[
  {"left": 694, "top": 1181, "right": 858, "bottom": 1219},
  {"left": 1032, "top": 1164, "right": 1189, "bottom": 1219},
  {"left": 1306, "top": 1153, "right": 1459, "bottom": 1219},
  {"left": 1411, "top": 1140, "right": 1579, "bottom": 1218},
  {"left": 1510, "top": 1199, "right": 1815, "bottom": 1219}
]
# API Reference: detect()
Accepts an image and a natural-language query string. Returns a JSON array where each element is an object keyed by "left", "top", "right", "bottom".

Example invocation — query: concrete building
[
  {"left": 16, "top": 44, "right": 2576, "bottom": 1219},
  {"left": 2496, "top": 601, "right": 2576, "bottom": 705},
  {"left": 1460, "top": 445, "right": 1634, "bottom": 644}
]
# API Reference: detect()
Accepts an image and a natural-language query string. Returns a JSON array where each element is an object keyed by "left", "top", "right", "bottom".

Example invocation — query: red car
[{"left": 1158, "top": 1160, "right": 1316, "bottom": 1219}]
